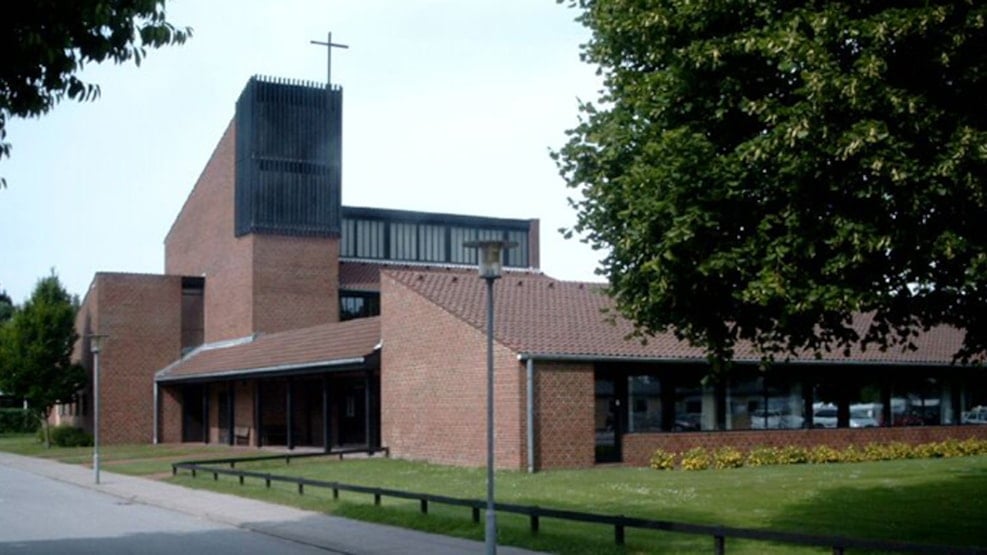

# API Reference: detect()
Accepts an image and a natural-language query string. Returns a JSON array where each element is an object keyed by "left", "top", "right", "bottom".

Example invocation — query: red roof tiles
[
  {"left": 384, "top": 269, "right": 968, "bottom": 365},
  {"left": 157, "top": 317, "right": 380, "bottom": 382}
]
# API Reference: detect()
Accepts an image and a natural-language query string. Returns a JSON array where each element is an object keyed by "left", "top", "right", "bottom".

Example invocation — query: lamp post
[
  {"left": 88, "top": 334, "right": 107, "bottom": 485},
  {"left": 464, "top": 239, "right": 516, "bottom": 555}
]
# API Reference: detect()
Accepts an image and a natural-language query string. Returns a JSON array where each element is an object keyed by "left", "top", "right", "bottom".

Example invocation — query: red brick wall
[
  {"left": 534, "top": 361, "right": 595, "bottom": 469},
  {"left": 622, "top": 426, "right": 987, "bottom": 467},
  {"left": 252, "top": 234, "right": 339, "bottom": 333},
  {"left": 165, "top": 121, "right": 255, "bottom": 342},
  {"left": 164, "top": 120, "right": 340, "bottom": 341},
  {"left": 87, "top": 273, "right": 183, "bottom": 444},
  {"left": 381, "top": 274, "right": 524, "bottom": 469},
  {"left": 160, "top": 385, "right": 182, "bottom": 443}
]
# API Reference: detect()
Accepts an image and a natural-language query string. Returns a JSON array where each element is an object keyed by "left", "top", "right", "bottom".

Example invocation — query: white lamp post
[
  {"left": 88, "top": 334, "right": 107, "bottom": 485},
  {"left": 463, "top": 239, "right": 516, "bottom": 555}
]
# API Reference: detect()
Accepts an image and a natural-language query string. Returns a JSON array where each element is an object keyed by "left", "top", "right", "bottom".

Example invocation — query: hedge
[
  {"left": 649, "top": 438, "right": 987, "bottom": 471},
  {"left": 0, "top": 408, "right": 40, "bottom": 434}
]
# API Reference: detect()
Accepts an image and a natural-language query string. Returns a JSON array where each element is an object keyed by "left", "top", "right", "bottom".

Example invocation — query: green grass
[
  {"left": 3, "top": 433, "right": 985, "bottom": 554},
  {"left": 0, "top": 433, "right": 251, "bottom": 475}
]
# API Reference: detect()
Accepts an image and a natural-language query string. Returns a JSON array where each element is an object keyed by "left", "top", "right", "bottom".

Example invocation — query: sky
[{"left": 0, "top": 0, "right": 605, "bottom": 304}]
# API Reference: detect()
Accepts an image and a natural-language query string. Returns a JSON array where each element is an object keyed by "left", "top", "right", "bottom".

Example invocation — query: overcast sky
[{"left": 0, "top": 0, "right": 604, "bottom": 304}]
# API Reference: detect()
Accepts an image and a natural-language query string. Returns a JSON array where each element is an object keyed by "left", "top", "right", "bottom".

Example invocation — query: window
[
  {"left": 627, "top": 375, "right": 662, "bottom": 432},
  {"left": 340, "top": 291, "right": 380, "bottom": 321},
  {"left": 419, "top": 225, "right": 446, "bottom": 262},
  {"left": 390, "top": 222, "right": 417, "bottom": 260},
  {"left": 727, "top": 376, "right": 804, "bottom": 430}
]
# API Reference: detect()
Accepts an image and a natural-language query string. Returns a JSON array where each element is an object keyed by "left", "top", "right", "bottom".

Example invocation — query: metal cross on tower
[{"left": 310, "top": 32, "right": 349, "bottom": 86}]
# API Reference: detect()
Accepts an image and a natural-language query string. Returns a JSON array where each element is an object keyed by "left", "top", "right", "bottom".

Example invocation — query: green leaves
[
  {"left": 556, "top": 0, "right": 987, "bottom": 366},
  {"left": 0, "top": 0, "right": 192, "bottom": 187},
  {"left": 0, "top": 273, "right": 85, "bottom": 420}
]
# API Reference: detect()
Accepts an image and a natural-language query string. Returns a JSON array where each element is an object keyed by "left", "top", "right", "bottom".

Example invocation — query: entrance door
[
  {"left": 182, "top": 384, "right": 206, "bottom": 443},
  {"left": 336, "top": 379, "right": 366, "bottom": 446},
  {"left": 595, "top": 371, "right": 627, "bottom": 463}
]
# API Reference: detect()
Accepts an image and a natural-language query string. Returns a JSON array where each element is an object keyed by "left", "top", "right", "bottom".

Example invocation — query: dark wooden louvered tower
[{"left": 234, "top": 76, "right": 342, "bottom": 237}]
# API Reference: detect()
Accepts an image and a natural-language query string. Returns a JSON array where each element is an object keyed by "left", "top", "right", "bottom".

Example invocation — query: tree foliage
[
  {"left": 0, "top": 0, "right": 191, "bottom": 186},
  {"left": 0, "top": 273, "right": 85, "bottom": 445},
  {"left": 556, "top": 0, "right": 987, "bottom": 366},
  {"left": 0, "top": 289, "right": 12, "bottom": 324}
]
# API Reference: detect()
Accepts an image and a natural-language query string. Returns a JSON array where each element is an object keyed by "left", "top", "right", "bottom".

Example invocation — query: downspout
[
  {"left": 152, "top": 381, "right": 159, "bottom": 444},
  {"left": 526, "top": 357, "right": 535, "bottom": 474}
]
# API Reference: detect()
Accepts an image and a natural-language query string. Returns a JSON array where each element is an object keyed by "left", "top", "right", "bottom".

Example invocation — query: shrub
[
  {"left": 713, "top": 447, "right": 744, "bottom": 469},
  {"left": 745, "top": 446, "right": 780, "bottom": 467},
  {"left": 680, "top": 447, "right": 711, "bottom": 470},
  {"left": 649, "top": 448, "right": 675, "bottom": 470},
  {"left": 44, "top": 425, "right": 93, "bottom": 447},
  {"left": 777, "top": 445, "right": 808, "bottom": 465},
  {"left": 0, "top": 408, "right": 40, "bottom": 434},
  {"left": 808, "top": 445, "right": 843, "bottom": 464}
]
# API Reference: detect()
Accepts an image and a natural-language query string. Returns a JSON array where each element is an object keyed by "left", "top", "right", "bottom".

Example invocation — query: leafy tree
[
  {"left": 0, "top": 0, "right": 191, "bottom": 186},
  {"left": 0, "top": 289, "right": 12, "bottom": 324},
  {"left": 555, "top": 0, "right": 987, "bottom": 367},
  {"left": 0, "top": 273, "right": 85, "bottom": 446}
]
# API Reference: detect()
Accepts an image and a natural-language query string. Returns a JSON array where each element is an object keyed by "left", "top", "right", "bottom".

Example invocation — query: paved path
[{"left": 0, "top": 452, "right": 545, "bottom": 554}]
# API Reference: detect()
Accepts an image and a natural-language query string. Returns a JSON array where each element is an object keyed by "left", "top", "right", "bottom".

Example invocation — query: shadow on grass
[{"left": 766, "top": 463, "right": 987, "bottom": 549}]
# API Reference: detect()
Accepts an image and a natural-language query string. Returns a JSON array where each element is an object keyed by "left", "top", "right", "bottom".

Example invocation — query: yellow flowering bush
[
  {"left": 680, "top": 447, "right": 712, "bottom": 470},
  {"left": 650, "top": 438, "right": 987, "bottom": 471},
  {"left": 649, "top": 448, "right": 676, "bottom": 470}
]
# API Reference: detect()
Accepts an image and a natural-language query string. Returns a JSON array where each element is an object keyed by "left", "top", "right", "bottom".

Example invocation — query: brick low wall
[{"left": 622, "top": 426, "right": 987, "bottom": 467}]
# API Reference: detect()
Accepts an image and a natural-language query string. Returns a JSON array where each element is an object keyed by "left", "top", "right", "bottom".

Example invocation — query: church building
[{"left": 59, "top": 74, "right": 987, "bottom": 470}]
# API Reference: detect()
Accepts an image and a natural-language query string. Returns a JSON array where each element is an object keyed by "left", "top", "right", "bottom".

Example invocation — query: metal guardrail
[{"left": 171, "top": 456, "right": 984, "bottom": 555}]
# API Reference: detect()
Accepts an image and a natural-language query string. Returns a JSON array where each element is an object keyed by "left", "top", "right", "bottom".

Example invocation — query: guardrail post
[
  {"left": 213, "top": 471, "right": 218, "bottom": 481},
  {"left": 615, "top": 523, "right": 625, "bottom": 545},
  {"left": 374, "top": 493, "right": 381, "bottom": 506},
  {"left": 265, "top": 475, "right": 271, "bottom": 488},
  {"left": 238, "top": 475, "right": 244, "bottom": 485},
  {"left": 298, "top": 483, "right": 304, "bottom": 495},
  {"left": 420, "top": 499, "right": 428, "bottom": 514},
  {"left": 530, "top": 511, "right": 540, "bottom": 534},
  {"left": 472, "top": 507, "right": 480, "bottom": 524},
  {"left": 714, "top": 534, "right": 725, "bottom": 555},
  {"left": 333, "top": 487, "right": 339, "bottom": 499},
  {"left": 172, "top": 466, "right": 177, "bottom": 476},
  {"left": 230, "top": 461, "right": 236, "bottom": 469},
  {"left": 191, "top": 468, "right": 196, "bottom": 478}
]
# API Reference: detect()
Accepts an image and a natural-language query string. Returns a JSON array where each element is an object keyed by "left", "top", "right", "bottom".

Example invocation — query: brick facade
[
  {"left": 160, "top": 385, "right": 182, "bottom": 443},
  {"left": 533, "top": 361, "right": 595, "bottom": 469},
  {"left": 165, "top": 122, "right": 255, "bottom": 342},
  {"left": 381, "top": 273, "right": 524, "bottom": 469},
  {"left": 252, "top": 234, "right": 339, "bottom": 333},
  {"left": 164, "top": 121, "right": 339, "bottom": 342},
  {"left": 73, "top": 274, "right": 184, "bottom": 444}
]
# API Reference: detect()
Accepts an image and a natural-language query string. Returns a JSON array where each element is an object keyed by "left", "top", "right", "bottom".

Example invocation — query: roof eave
[{"left": 155, "top": 356, "right": 371, "bottom": 384}]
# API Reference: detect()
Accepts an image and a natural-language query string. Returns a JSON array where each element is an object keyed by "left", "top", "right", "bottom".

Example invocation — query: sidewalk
[{"left": 0, "top": 452, "right": 546, "bottom": 555}]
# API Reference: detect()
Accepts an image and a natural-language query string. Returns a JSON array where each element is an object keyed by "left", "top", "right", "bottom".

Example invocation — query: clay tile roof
[
  {"left": 340, "top": 259, "right": 543, "bottom": 292},
  {"left": 156, "top": 317, "right": 381, "bottom": 382},
  {"left": 384, "top": 269, "right": 967, "bottom": 365}
]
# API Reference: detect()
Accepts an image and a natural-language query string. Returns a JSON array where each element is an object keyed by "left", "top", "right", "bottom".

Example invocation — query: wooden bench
[{"left": 234, "top": 426, "right": 251, "bottom": 446}]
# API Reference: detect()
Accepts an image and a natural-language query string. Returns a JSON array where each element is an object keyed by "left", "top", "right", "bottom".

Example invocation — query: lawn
[{"left": 2, "top": 433, "right": 985, "bottom": 554}]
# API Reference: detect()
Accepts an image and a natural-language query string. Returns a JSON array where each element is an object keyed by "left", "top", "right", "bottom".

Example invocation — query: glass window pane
[{"left": 628, "top": 375, "right": 661, "bottom": 432}]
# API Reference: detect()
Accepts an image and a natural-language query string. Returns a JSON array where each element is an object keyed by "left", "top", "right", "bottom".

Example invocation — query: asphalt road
[{"left": 0, "top": 464, "right": 333, "bottom": 555}]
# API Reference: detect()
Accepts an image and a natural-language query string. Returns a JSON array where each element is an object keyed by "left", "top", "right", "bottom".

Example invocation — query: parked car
[
  {"left": 750, "top": 409, "right": 804, "bottom": 429},
  {"left": 812, "top": 406, "right": 878, "bottom": 428},
  {"left": 962, "top": 406, "right": 987, "bottom": 424}
]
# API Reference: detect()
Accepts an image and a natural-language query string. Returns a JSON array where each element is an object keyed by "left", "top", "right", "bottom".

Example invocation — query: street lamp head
[
  {"left": 88, "top": 334, "right": 107, "bottom": 354},
  {"left": 464, "top": 240, "right": 518, "bottom": 280}
]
